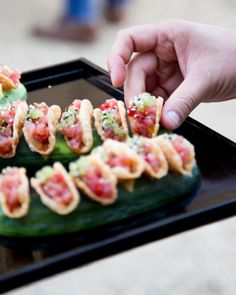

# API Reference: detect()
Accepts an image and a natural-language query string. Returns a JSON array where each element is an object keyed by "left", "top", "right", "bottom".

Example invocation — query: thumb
[{"left": 161, "top": 74, "right": 208, "bottom": 130}]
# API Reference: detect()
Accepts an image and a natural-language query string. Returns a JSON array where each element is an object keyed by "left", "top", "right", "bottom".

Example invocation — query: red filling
[
  {"left": 26, "top": 117, "right": 50, "bottom": 143},
  {"left": 26, "top": 105, "right": 50, "bottom": 144},
  {"left": 82, "top": 166, "right": 114, "bottom": 198},
  {"left": 0, "top": 67, "right": 21, "bottom": 88},
  {"left": 99, "top": 99, "right": 117, "bottom": 111},
  {"left": 70, "top": 99, "right": 81, "bottom": 110},
  {"left": 103, "top": 127, "right": 116, "bottom": 140},
  {"left": 0, "top": 104, "right": 16, "bottom": 155},
  {"left": 0, "top": 170, "right": 21, "bottom": 213},
  {"left": 142, "top": 145, "right": 161, "bottom": 173},
  {"left": 127, "top": 105, "right": 156, "bottom": 137},
  {"left": 0, "top": 137, "right": 14, "bottom": 154},
  {"left": 107, "top": 153, "right": 135, "bottom": 172},
  {"left": 0, "top": 105, "right": 16, "bottom": 136},
  {"left": 171, "top": 136, "right": 191, "bottom": 166},
  {"left": 61, "top": 100, "right": 83, "bottom": 150},
  {"left": 99, "top": 99, "right": 126, "bottom": 141},
  {"left": 62, "top": 119, "right": 83, "bottom": 151},
  {"left": 41, "top": 172, "right": 73, "bottom": 206}
]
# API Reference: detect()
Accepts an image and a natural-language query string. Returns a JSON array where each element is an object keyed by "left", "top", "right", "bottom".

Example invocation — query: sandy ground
[{"left": 1, "top": 0, "right": 236, "bottom": 294}]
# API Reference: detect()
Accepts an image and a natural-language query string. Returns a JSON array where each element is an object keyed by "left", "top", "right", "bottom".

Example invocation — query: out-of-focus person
[{"left": 33, "top": 0, "right": 129, "bottom": 42}]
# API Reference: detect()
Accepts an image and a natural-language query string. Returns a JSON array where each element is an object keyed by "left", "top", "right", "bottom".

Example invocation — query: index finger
[{"left": 107, "top": 24, "right": 158, "bottom": 87}]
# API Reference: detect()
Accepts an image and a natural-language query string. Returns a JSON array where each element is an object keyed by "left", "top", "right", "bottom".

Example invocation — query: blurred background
[{"left": 2, "top": 0, "right": 236, "bottom": 294}]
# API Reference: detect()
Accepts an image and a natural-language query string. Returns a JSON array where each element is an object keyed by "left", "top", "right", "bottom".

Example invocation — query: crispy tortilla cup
[
  {"left": 127, "top": 92, "right": 164, "bottom": 138},
  {"left": 0, "top": 167, "right": 30, "bottom": 218},
  {"left": 69, "top": 155, "right": 117, "bottom": 205},
  {"left": 23, "top": 103, "right": 61, "bottom": 155},
  {"left": 93, "top": 98, "right": 128, "bottom": 141},
  {"left": 127, "top": 136, "right": 168, "bottom": 179},
  {"left": 31, "top": 162, "right": 80, "bottom": 215},
  {"left": 155, "top": 133, "right": 196, "bottom": 175},
  {"left": 94, "top": 139, "right": 144, "bottom": 180},
  {"left": 0, "top": 101, "right": 28, "bottom": 158},
  {"left": 58, "top": 99, "right": 93, "bottom": 153}
]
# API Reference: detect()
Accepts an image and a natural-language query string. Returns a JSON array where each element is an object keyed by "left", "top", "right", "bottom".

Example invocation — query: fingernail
[{"left": 166, "top": 111, "right": 181, "bottom": 128}]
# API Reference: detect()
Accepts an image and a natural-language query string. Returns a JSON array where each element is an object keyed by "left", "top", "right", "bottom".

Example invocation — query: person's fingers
[
  {"left": 150, "top": 86, "right": 169, "bottom": 100},
  {"left": 123, "top": 51, "right": 158, "bottom": 104},
  {"left": 108, "top": 55, "right": 127, "bottom": 88},
  {"left": 161, "top": 74, "right": 208, "bottom": 130},
  {"left": 157, "top": 60, "right": 183, "bottom": 95},
  {"left": 145, "top": 72, "right": 159, "bottom": 93},
  {"left": 108, "top": 25, "right": 158, "bottom": 87}
]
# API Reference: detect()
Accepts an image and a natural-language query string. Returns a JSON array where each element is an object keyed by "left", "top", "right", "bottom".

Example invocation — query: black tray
[{"left": 0, "top": 58, "right": 236, "bottom": 293}]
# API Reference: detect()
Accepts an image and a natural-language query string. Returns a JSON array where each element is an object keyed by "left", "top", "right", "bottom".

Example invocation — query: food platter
[
  {"left": 0, "top": 60, "right": 200, "bottom": 238},
  {"left": 0, "top": 58, "right": 236, "bottom": 293}
]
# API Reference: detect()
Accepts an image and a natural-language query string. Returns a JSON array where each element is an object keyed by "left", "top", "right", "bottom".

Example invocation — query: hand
[{"left": 108, "top": 20, "right": 236, "bottom": 129}]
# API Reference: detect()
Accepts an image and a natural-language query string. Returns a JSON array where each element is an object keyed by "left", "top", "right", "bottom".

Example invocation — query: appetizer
[
  {"left": 57, "top": 99, "right": 93, "bottom": 153},
  {"left": 23, "top": 102, "right": 61, "bottom": 155},
  {"left": 0, "top": 101, "right": 27, "bottom": 158},
  {"left": 93, "top": 98, "right": 128, "bottom": 141},
  {"left": 69, "top": 155, "right": 117, "bottom": 205},
  {"left": 0, "top": 167, "right": 30, "bottom": 218},
  {"left": 31, "top": 162, "right": 80, "bottom": 215},
  {"left": 127, "top": 92, "right": 163, "bottom": 138},
  {"left": 155, "top": 133, "right": 196, "bottom": 175},
  {"left": 127, "top": 136, "right": 168, "bottom": 179},
  {"left": 93, "top": 139, "right": 144, "bottom": 180},
  {"left": 0, "top": 65, "right": 21, "bottom": 99}
]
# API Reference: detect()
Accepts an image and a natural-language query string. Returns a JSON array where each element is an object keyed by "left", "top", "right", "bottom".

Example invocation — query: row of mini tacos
[
  {"left": 0, "top": 101, "right": 61, "bottom": 158},
  {"left": 0, "top": 134, "right": 196, "bottom": 218},
  {"left": 0, "top": 92, "right": 165, "bottom": 158}
]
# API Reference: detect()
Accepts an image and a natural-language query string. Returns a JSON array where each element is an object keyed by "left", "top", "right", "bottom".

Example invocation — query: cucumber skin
[
  {"left": 0, "top": 166, "right": 201, "bottom": 237},
  {"left": 0, "top": 135, "right": 79, "bottom": 171},
  {"left": 0, "top": 89, "right": 201, "bottom": 238},
  {"left": 0, "top": 83, "right": 27, "bottom": 104},
  {"left": 0, "top": 131, "right": 103, "bottom": 171}
]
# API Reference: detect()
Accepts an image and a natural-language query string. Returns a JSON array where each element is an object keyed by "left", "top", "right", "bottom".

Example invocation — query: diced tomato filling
[
  {"left": 0, "top": 170, "right": 21, "bottom": 213},
  {"left": 82, "top": 167, "right": 113, "bottom": 198},
  {"left": 62, "top": 119, "right": 83, "bottom": 150},
  {"left": 107, "top": 153, "right": 135, "bottom": 172},
  {"left": 25, "top": 107, "right": 50, "bottom": 144},
  {"left": 103, "top": 126, "right": 126, "bottom": 141},
  {"left": 100, "top": 99, "right": 118, "bottom": 111},
  {"left": 70, "top": 99, "right": 81, "bottom": 110},
  {"left": 10, "top": 72, "right": 21, "bottom": 87},
  {"left": 41, "top": 172, "right": 73, "bottom": 206},
  {"left": 37, "top": 104, "right": 49, "bottom": 116},
  {"left": 144, "top": 154, "right": 161, "bottom": 173},
  {"left": 0, "top": 137, "right": 14, "bottom": 154},
  {"left": 127, "top": 105, "right": 157, "bottom": 137},
  {"left": 140, "top": 144, "right": 161, "bottom": 172},
  {"left": 103, "top": 127, "right": 116, "bottom": 140},
  {"left": 0, "top": 104, "right": 16, "bottom": 154},
  {"left": 100, "top": 99, "right": 126, "bottom": 141},
  {"left": 0, "top": 66, "right": 21, "bottom": 88},
  {"left": 171, "top": 136, "right": 191, "bottom": 166},
  {"left": 104, "top": 113, "right": 126, "bottom": 141},
  {"left": 25, "top": 104, "right": 50, "bottom": 143},
  {"left": 26, "top": 116, "right": 50, "bottom": 143},
  {"left": 0, "top": 105, "right": 16, "bottom": 138}
]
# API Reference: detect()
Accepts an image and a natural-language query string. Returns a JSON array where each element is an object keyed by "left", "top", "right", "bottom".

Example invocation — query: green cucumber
[
  {"left": 0, "top": 121, "right": 201, "bottom": 238},
  {"left": 0, "top": 165, "right": 201, "bottom": 237},
  {"left": 0, "top": 83, "right": 27, "bottom": 104},
  {"left": 0, "top": 130, "right": 103, "bottom": 171}
]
